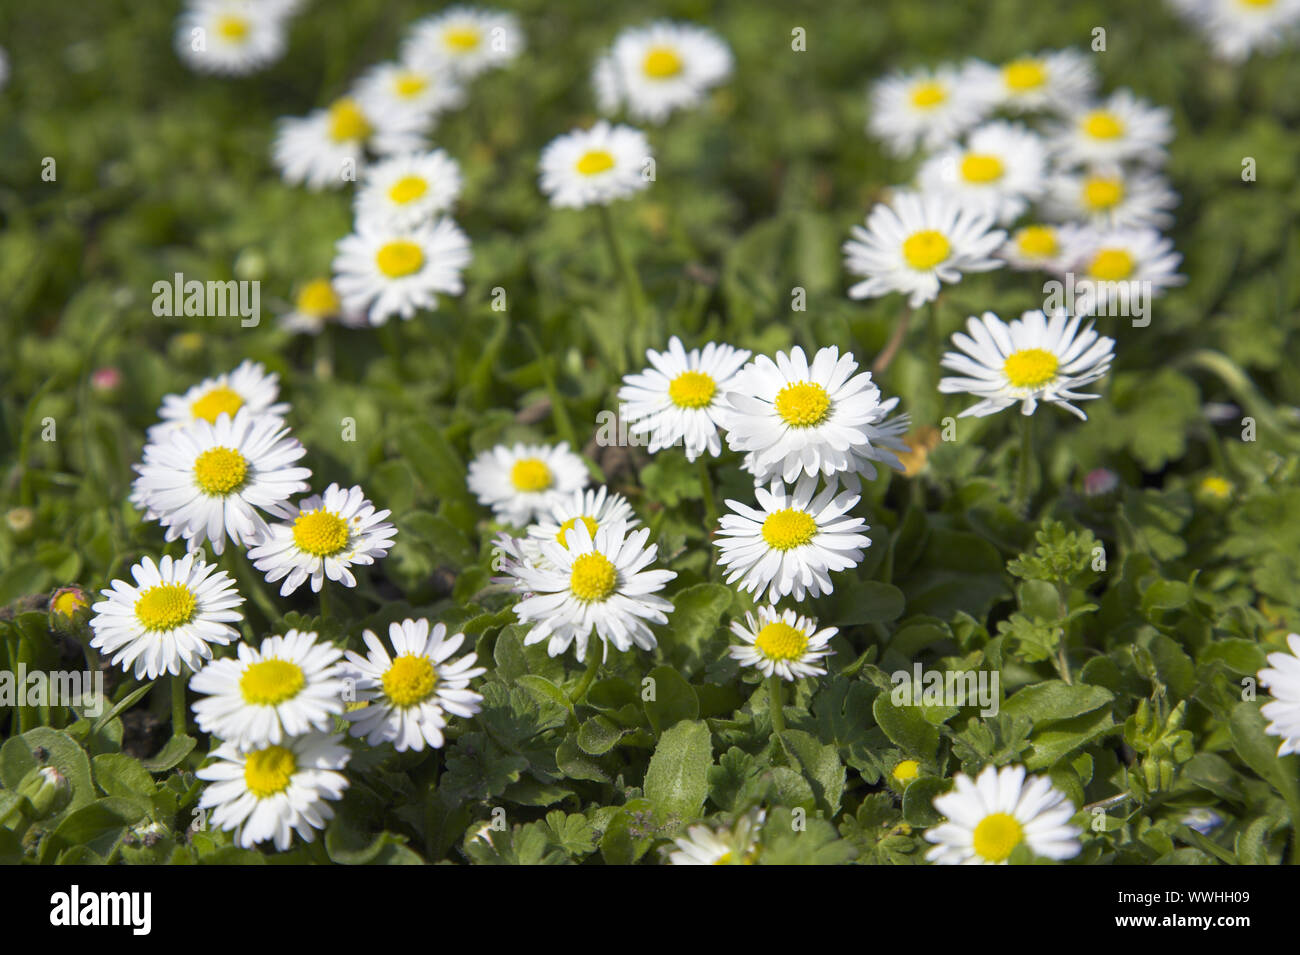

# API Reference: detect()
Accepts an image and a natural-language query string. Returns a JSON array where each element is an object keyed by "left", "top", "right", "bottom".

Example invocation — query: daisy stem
[
  {"left": 569, "top": 647, "right": 601, "bottom": 704},
  {"left": 696, "top": 457, "right": 719, "bottom": 531},
  {"left": 170, "top": 673, "right": 187, "bottom": 738},
  {"left": 768, "top": 674, "right": 786, "bottom": 737},
  {"left": 225, "top": 549, "right": 280, "bottom": 630},
  {"left": 596, "top": 204, "right": 649, "bottom": 364},
  {"left": 870, "top": 305, "right": 912, "bottom": 375},
  {"left": 1013, "top": 414, "right": 1035, "bottom": 514},
  {"left": 521, "top": 326, "right": 579, "bottom": 447}
]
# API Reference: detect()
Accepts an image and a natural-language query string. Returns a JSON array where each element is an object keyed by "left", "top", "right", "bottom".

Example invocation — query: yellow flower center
[
  {"left": 240, "top": 659, "right": 306, "bottom": 705},
  {"left": 1002, "top": 348, "right": 1060, "bottom": 389},
  {"left": 1088, "top": 248, "right": 1135, "bottom": 281},
  {"left": 575, "top": 149, "right": 616, "bottom": 176},
  {"left": 375, "top": 240, "right": 425, "bottom": 278},
  {"left": 216, "top": 15, "right": 249, "bottom": 41},
  {"left": 972, "top": 812, "right": 1024, "bottom": 863},
  {"left": 902, "top": 229, "right": 951, "bottom": 270},
  {"left": 754, "top": 621, "right": 809, "bottom": 662},
  {"left": 510, "top": 457, "right": 552, "bottom": 492},
  {"left": 134, "top": 584, "right": 198, "bottom": 632},
  {"left": 893, "top": 759, "right": 921, "bottom": 782},
  {"left": 394, "top": 71, "right": 428, "bottom": 97},
  {"left": 328, "top": 98, "right": 373, "bottom": 143},
  {"left": 1239, "top": 0, "right": 1276, "bottom": 6},
  {"left": 556, "top": 515, "right": 599, "bottom": 546},
  {"left": 443, "top": 27, "right": 481, "bottom": 51},
  {"left": 1015, "top": 225, "right": 1058, "bottom": 258},
  {"left": 774, "top": 382, "right": 831, "bottom": 427},
  {"left": 642, "top": 46, "right": 683, "bottom": 78},
  {"left": 388, "top": 175, "right": 429, "bottom": 205},
  {"left": 191, "top": 385, "right": 244, "bottom": 424},
  {"left": 382, "top": 654, "right": 439, "bottom": 707},
  {"left": 910, "top": 81, "right": 947, "bottom": 109},
  {"left": 193, "top": 446, "right": 249, "bottom": 496},
  {"left": 1082, "top": 110, "right": 1124, "bottom": 140},
  {"left": 1199, "top": 476, "right": 1232, "bottom": 499},
  {"left": 761, "top": 508, "right": 817, "bottom": 551},
  {"left": 244, "top": 745, "right": 297, "bottom": 798},
  {"left": 292, "top": 509, "right": 350, "bottom": 557},
  {"left": 668, "top": 370, "right": 717, "bottom": 409},
  {"left": 296, "top": 279, "right": 339, "bottom": 316},
  {"left": 1002, "top": 59, "right": 1046, "bottom": 91},
  {"left": 1083, "top": 175, "right": 1125, "bottom": 210},
  {"left": 960, "top": 153, "right": 1005, "bottom": 184},
  {"left": 53, "top": 590, "right": 87, "bottom": 618},
  {"left": 569, "top": 552, "right": 617, "bottom": 602}
]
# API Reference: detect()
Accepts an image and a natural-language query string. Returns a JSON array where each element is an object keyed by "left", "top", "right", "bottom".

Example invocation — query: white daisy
[
  {"left": 866, "top": 62, "right": 994, "bottom": 158},
  {"left": 1168, "top": 0, "right": 1300, "bottom": 62},
  {"left": 271, "top": 97, "right": 426, "bottom": 191},
  {"left": 538, "top": 121, "right": 653, "bottom": 209},
  {"left": 147, "top": 359, "right": 289, "bottom": 443},
  {"left": 520, "top": 485, "right": 640, "bottom": 569},
  {"left": 504, "top": 520, "right": 676, "bottom": 661},
  {"left": 728, "top": 605, "right": 836, "bottom": 682},
  {"left": 843, "top": 190, "right": 1006, "bottom": 308},
  {"left": 352, "top": 59, "right": 465, "bottom": 127},
  {"left": 667, "top": 811, "right": 764, "bottom": 865},
  {"left": 723, "top": 345, "right": 909, "bottom": 485},
  {"left": 1258, "top": 632, "right": 1300, "bottom": 756},
  {"left": 197, "top": 732, "right": 349, "bottom": 851},
  {"left": 925, "top": 764, "right": 1082, "bottom": 865},
  {"left": 132, "top": 408, "right": 311, "bottom": 555},
  {"left": 401, "top": 6, "right": 523, "bottom": 80},
  {"left": 466, "top": 441, "right": 590, "bottom": 527},
  {"left": 938, "top": 309, "right": 1116, "bottom": 419},
  {"left": 1058, "top": 226, "right": 1186, "bottom": 318},
  {"left": 342, "top": 618, "right": 485, "bottom": 752},
  {"left": 592, "top": 20, "right": 733, "bottom": 125},
  {"left": 917, "top": 120, "right": 1048, "bottom": 225},
  {"left": 1043, "top": 165, "right": 1177, "bottom": 230},
  {"left": 353, "top": 150, "right": 463, "bottom": 230},
  {"left": 617, "top": 336, "right": 752, "bottom": 461},
  {"left": 189, "top": 629, "right": 347, "bottom": 749},
  {"left": 247, "top": 483, "right": 397, "bottom": 596},
  {"left": 715, "top": 474, "right": 870, "bottom": 604},
  {"left": 1048, "top": 89, "right": 1174, "bottom": 168},
  {"left": 997, "top": 222, "right": 1080, "bottom": 272},
  {"left": 332, "top": 216, "right": 471, "bottom": 325},
  {"left": 175, "top": 0, "right": 286, "bottom": 76},
  {"left": 965, "top": 49, "right": 1097, "bottom": 114},
  {"left": 89, "top": 554, "right": 243, "bottom": 681},
  {"left": 278, "top": 277, "right": 368, "bottom": 335}
]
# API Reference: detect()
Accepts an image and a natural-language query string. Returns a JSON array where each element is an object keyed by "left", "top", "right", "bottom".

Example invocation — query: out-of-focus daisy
[
  {"left": 271, "top": 97, "right": 426, "bottom": 191},
  {"left": 342, "top": 618, "right": 485, "bottom": 752},
  {"left": 593, "top": 20, "right": 733, "bottom": 125},
  {"left": 723, "top": 345, "right": 908, "bottom": 485},
  {"left": 1043, "top": 165, "right": 1177, "bottom": 230},
  {"left": 617, "top": 336, "right": 752, "bottom": 461},
  {"left": 332, "top": 216, "right": 471, "bottom": 325},
  {"left": 132, "top": 409, "right": 311, "bottom": 555},
  {"left": 843, "top": 191, "right": 1006, "bottom": 308},
  {"left": 667, "top": 811, "right": 764, "bottom": 865},
  {"left": 352, "top": 59, "right": 465, "bottom": 127},
  {"left": 247, "top": 483, "right": 397, "bottom": 596},
  {"left": 147, "top": 359, "right": 289, "bottom": 443},
  {"left": 1060, "top": 226, "right": 1186, "bottom": 317},
  {"left": 1167, "top": 0, "right": 1300, "bottom": 62},
  {"left": 401, "top": 6, "right": 523, "bottom": 79},
  {"left": 467, "top": 441, "right": 589, "bottom": 527},
  {"left": 503, "top": 520, "right": 676, "bottom": 661},
  {"left": 1258, "top": 632, "right": 1300, "bottom": 756},
  {"left": 538, "top": 121, "right": 652, "bottom": 209},
  {"left": 1048, "top": 89, "right": 1173, "bottom": 168},
  {"left": 916, "top": 120, "right": 1048, "bottom": 225},
  {"left": 278, "top": 277, "right": 368, "bottom": 335},
  {"left": 939, "top": 309, "right": 1115, "bottom": 419},
  {"left": 925, "top": 764, "right": 1081, "bottom": 865},
  {"left": 520, "top": 486, "right": 639, "bottom": 569},
  {"left": 716, "top": 474, "right": 870, "bottom": 604},
  {"left": 197, "top": 732, "right": 349, "bottom": 851},
  {"left": 175, "top": 0, "right": 286, "bottom": 76},
  {"left": 189, "top": 629, "right": 346, "bottom": 749},
  {"left": 965, "top": 49, "right": 1096, "bottom": 114},
  {"left": 728, "top": 605, "right": 836, "bottom": 682},
  {"left": 353, "top": 150, "right": 463, "bottom": 230},
  {"left": 867, "top": 63, "right": 993, "bottom": 158},
  {"left": 89, "top": 554, "right": 243, "bottom": 680},
  {"left": 997, "top": 222, "right": 1079, "bottom": 272}
]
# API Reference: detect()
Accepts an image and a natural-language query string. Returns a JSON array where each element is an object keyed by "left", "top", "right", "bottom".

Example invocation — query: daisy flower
[
  {"left": 466, "top": 441, "right": 590, "bottom": 526},
  {"left": 278, "top": 277, "right": 368, "bottom": 335},
  {"left": 147, "top": 359, "right": 289, "bottom": 443},
  {"left": 925, "top": 764, "right": 1082, "bottom": 864},
  {"left": 538, "top": 121, "right": 653, "bottom": 209},
  {"left": 723, "top": 345, "right": 909, "bottom": 485},
  {"left": 593, "top": 20, "right": 733, "bottom": 125},
  {"left": 997, "top": 222, "right": 1080, "bottom": 272},
  {"left": 342, "top": 618, "right": 485, "bottom": 752},
  {"left": 1258, "top": 633, "right": 1300, "bottom": 755},
  {"left": 1043, "top": 165, "right": 1177, "bottom": 230},
  {"left": 917, "top": 120, "right": 1049, "bottom": 225},
  {"left": 247, "top": 483, "right": 397, "bottom": 596},
  {"left": 89, "top": 554, "right": 243, "bottom": 680},
  {"left": 843, "top": 190, "right": 1006, "bottom": 308},
  {"left": 271, "top": 97, "right": 426, "bottom": 191},
  {"left": 1167, "top": 0, "right": 1300, "bottom": 62},
  {"left": 1060, "top": 226, "right": 1186, "bottom": 317},
  {"left": 353, "top": 150, "right": 463, "bottom": 230},
  {"left": 617, "top": 336, "right": 752, "bottom": 461},
  {"left": 728, "top": 605, "right": 836, "bottom": 682},
  {"left": 715, "top": 474, "right": 870, "bottom": 604},
  {"left": 352, "top": 59, "right": 465, "bottom": 127},
  {"left": 197, "top": 732, "right": 349, "bottom": 851},
  {"left": 503, "top": 520, "right": 676, "bottom": 661},
  {"left": 175, "top": 0, "right": 287, "bottom": 76},
  {"left": 132, "top": 408, "right": 311, "bottom": 555},
  {"left": 332, "top": 216, "right": 471, "bottom": 325},
  {"left": 1048, "top": 89, "right": 1173, "bottom": 168},
  {"left": 401, "top": 6, "right": 523, "bottom": 80},
  {"left": 965, "top": 49, "right": 1097, "bottom": 114},
  {"left": 520, "top": 485, "right": 640, "bottom": 569},
  {"left": 938, "top": 309, "right": 1116, "bottom": 419},
  {"left": 866, "top": 62, "right": 994, "bottom": 158},
  {"left": 667, "top": 811, "right": 765, "bottom": 865},
  {"left": 189, "top": 629, "right": 347, "bottom": 749}
]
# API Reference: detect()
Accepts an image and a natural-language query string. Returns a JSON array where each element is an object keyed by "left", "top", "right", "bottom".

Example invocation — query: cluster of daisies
[
  {"left": 87, "top": 362, "right": 491, "bottom": 850},
  {"left": 174, "top": 0, "right": 306, "bottom": 77}
]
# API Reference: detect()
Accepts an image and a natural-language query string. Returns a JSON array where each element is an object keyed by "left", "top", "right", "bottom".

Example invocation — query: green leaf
[
  {"left": 642, "top": 665, "right": 699, "bottom": 734},
  {"left": 643, "top": 719, "right": 712, "bottom": 825},
  {"left": 1001, "top": 681, "right": 1114, "bottom": 722},
  {"left": 872, "top": 694, "right": 940, "bottom": 760},
  {"left": 141, "top": 734, "right": 197, "bottom": 773}
]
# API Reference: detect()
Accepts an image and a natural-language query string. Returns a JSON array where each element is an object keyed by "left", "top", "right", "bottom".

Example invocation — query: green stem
[
  {"left": 768, "top": 674, "right": 786, "bottom": 736},
  {"left": 521, "top": 327, "right": 579, "bottom": 448},
  {"left": 171, "top": 672, "right": 187, "bottom": 738},
  {"left": 596, "top": 204, "right": 649, "bottom": 365},
  {"left": 696, "top": 457, "right": 719, "bottom": 530},
  {"left": 226, "top": 549, "right": 279, "bottom": 628},
  {"left": 1013, "top": 414, "right": 1035, "bottom": 514},
  {"left": 569, "top": 645, "right": 601, "bottom": 704}
]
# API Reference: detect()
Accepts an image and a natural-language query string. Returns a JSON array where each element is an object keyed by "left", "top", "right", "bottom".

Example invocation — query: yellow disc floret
[
  {"left": 668, "top": 370, "right": 717, "bottom": 409},
  {"left": 902, "top": 230, "right": 951, "bottom": 270},
  {"left": 293, "top": 509, "right": 350, "bottom": 557},
  {"left": 510, "top": 457, "right": 552, "bottom": 492},
  {"left": 216, "top": 15, "right": 249, "bottom": 41},
  {"left": 642, "top": 46, "right": 683, "bottom": 78},
  {"left": 244, "top": 745, "right": 297, "bottom": 798},
  {"left": 557, "top": 515, "right": 600, "bottom": 546},
  {"left": 893, "top": 759, "right": 921, "bottom": 783},
  {"left": 240, "top": 659, "right": 307, "bottom": 706},
  {"left": 754, "top": 621, "right": 809, "bottom": 662},
  {"left": 575, "top": 149, "right": 616, "bottom": 176},
  {"left": 375, "top": 240, "right": 425, "bottom": 278},
  {"left": 910, "top": 81, "right": 947, "bottom": 109},
  {"left": 328, "top": 98, "right": 372, "bottom": 143},
  {"left": 1002, "top": 59, "right": 1046, "bottom": 92},
  {"left": 960, "top": 154, "right": 1005, "bottom": 184},
  {"left": 193, "top": 446, "right": 249, "bottom": 496},
  {"left": 296, "top": 279, "right": 340, "bottom": 317},
  {"left": 1083, "top": 176, "right": 1124, "bottom": 211},
  {"left": 972, "top": 812, "right": 1024, "bottom": 863},
  {"left": 443, "top": 27, "right": 481, "bottom": 51},
  {"left": 761, "top": 509, "right": 817, "bottom": 551},
  {"left": 134, "top": 584, "right": 198, "bottom": 632},
  {"left": 394, "top": 71, "right": 429, "bottom": 97},
  {"left": 382, "top": 654, "right": 439, "bottom": 707},
  {"left": 1002, "top": 348, "right": 1060, "bottom": 389},
  {"left": 1082, "top": 110, "right": 1124, "bottom": 140},
  {"left": 569, "top": 552, "right": 618, "bottom": 602},
  {"left": 1015, "top": 225, "right": 1059, "bottom": 259},
  {"left": 1088, "top": 248, "right": 1135, "bottom": 281},
  {"left": 774, "top": 382, "right": 831, "bottom": 428},
  {"left": 388, "top": 175, "right": 429, "bottom": 205},
  {"left": 191, "top": 385, "right": 244, "bottom": 424}
]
